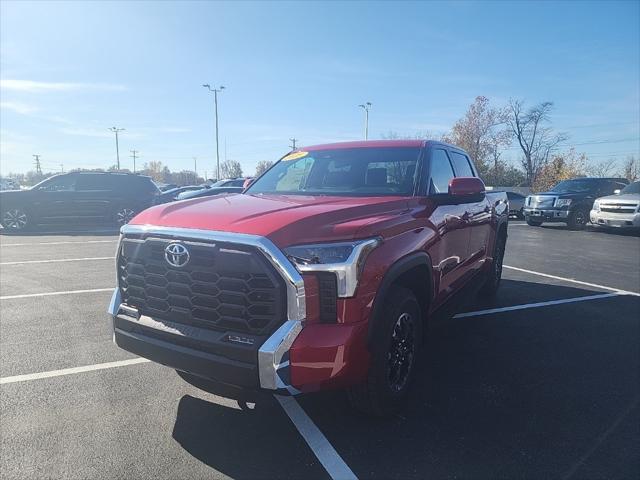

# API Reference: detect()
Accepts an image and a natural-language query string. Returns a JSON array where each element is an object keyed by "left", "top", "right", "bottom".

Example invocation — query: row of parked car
[
  {"left": 0, "top": 171, "right": 251, "bottom": 231},
  {"left": 521, "top": 177, "right": 639, "bottom": 230}
]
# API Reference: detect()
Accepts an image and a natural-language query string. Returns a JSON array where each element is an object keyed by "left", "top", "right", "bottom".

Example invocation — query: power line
[
  {"left": 130, "top": 150, "right": 139, "bottom": 173},
  {"left": 33, "top": 155, "right": 42, "bottom": 175}
]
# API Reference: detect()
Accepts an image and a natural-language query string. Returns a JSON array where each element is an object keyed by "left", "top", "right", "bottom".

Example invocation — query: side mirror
[
  {"left": 449, "top": 177, "right": 486, "bottom": 197},
  {"left": 614, "top": 189, "right": 621, "bottom": 195},
  {"left": 242, "top": 178, "right": 254, "bottom": 189}
]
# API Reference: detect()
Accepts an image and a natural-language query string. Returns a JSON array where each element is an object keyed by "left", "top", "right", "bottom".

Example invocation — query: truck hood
[{"left": 130, "top": 193, "right": 412, "bottom": 247}]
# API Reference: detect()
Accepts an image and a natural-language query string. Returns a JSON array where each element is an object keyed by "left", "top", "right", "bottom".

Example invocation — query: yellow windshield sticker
[{"left": 282, "top": 151, "right": 308, "bottom": 161}]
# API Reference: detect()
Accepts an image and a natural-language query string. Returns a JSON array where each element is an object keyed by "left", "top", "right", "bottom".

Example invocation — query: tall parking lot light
[
  {"left": 358, "top": 102, "right": 372, "bottom": 140},
  {"left": 202, "top": 84, "right": 225, "bottom": 180}
]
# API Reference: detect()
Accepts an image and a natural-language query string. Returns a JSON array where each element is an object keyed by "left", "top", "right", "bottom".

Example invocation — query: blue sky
[{"left": 1, "top": 0, "right": 638, "bottom": 177}]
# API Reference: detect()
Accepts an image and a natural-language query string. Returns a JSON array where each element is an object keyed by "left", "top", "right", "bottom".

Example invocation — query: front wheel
[
  {"left": 2, "top": 208, "right": 30, "bottom": 231},
  {"left": 347, "top": 286, "right": 422, "bottom": 416},
  {"left": 567, "top": 209, "right": 588, "bottom": 230}
]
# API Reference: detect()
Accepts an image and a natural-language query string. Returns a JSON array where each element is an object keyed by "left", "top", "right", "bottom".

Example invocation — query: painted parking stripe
[
  {"left": 0, "top": 256, "right": 114, "bottom": 266},
  {"left": 0, "top": 239, "right": 118, "bottom": 247},
  {"left": 0, "top": 288, "right": 113, "bottom": 300},
  {"left": 276, "top": 395, "right": 358, "bottom": 480},
  {"left": 454, "top": 292, "right": 620, "bottom": 319},
  {"left": 0, "top": 358, "right": 151, "bottom": 385},
  {"left": 503, "top": 265, "right": 640, "bottom": 296}
]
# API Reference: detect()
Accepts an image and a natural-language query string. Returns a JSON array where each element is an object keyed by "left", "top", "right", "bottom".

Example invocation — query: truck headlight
[
  {"left": 593, "top": 200, "right": 600, "bottom": 212},
  {"left": 555, "top": 198, "right": 572, "bottom": 207},
  {"left": 284, "top": 238, "right": 381, "bottom": 297}
]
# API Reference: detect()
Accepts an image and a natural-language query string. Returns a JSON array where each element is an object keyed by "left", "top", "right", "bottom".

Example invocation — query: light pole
[
  {"left": 358, "top": 102, "right": 372, "bottom": 140},
  {"left": 108, "top": 127, "right": 125, "bottom": 170},
  {"left": 203, "top": 84, "right": 225, "bottom": 180}
]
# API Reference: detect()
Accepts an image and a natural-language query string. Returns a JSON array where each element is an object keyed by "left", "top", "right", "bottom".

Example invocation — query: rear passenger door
[
  {"left": 448, "top": 150, "right": 492, "bottom": 271},
  {"left": 426, "top": 148, "right": 472, "bottom": 301},
  {"left": 74, "top": 174, "right": 113, "bottom": 223}
]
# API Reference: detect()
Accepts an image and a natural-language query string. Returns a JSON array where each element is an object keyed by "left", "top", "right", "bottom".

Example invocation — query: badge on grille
[{"left": 164, "top": 242, "right": 190, "bottom": 268}]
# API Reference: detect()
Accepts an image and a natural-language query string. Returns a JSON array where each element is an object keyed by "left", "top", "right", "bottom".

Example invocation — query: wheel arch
[{"left": 367, "top": 252, "right": 433, "bottom": 347}]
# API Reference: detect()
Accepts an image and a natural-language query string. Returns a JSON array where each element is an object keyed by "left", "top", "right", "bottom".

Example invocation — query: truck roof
[{"left": 301, "top": 139, "right": 463, "bottom": 152}]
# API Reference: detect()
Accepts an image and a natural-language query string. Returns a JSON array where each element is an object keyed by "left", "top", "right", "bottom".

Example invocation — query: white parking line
[
  {"left": 0, "top": 239, "right": 118, "bottom": 247},
  {"left": 0, "top": 288, "right": 113, "bottom": 300},
  {"left": 454, "top": 292, "right": 620, "bottom": 319},
  {"left": 275, "top": 395, "right": 358, "bottom": 480},
  {"left": 0, "top": 256, "right": 114, "bottom": 266},
  {"left": 0, "top": 358, "right": 151, "bottom": 385},
  {"left": 503, "top": 265, "right": 640, "bottom": 297}
]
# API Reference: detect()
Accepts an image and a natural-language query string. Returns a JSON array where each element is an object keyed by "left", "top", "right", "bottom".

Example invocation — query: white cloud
[
  {"left": 0, "top": 101, "right": 38, "bottom": 115},
  {"left": 0, "top": 79, "right": 127, "bottom": 93}
]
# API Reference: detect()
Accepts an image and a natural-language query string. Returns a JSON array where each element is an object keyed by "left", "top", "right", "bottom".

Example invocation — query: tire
[
  {"left": 526, "top": 218, "right": 543, "bottom": 226},
  {"left": 1, "top": 208, "right": 30, "bottom": 231},
  {"left": 480, "top": 231, "right": 506, "bottom": 297},
  {"left": 567, "top": 209, "right": 588, "bottom": 230},
  {"left": 115, "top": 207, "right": 136, "bottom": 226},
  {"left": 348, "top": 286, "right": 422, "bottom": 417}
]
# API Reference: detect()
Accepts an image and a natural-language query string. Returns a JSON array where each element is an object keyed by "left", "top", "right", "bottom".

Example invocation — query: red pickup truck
[{"left": 108, "top": 140, "right": 508, "bottom": 415}]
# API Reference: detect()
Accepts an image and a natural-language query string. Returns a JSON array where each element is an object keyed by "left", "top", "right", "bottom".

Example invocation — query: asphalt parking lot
[{"left": 1, "top": 221, "right": 639, "bottom": 480}]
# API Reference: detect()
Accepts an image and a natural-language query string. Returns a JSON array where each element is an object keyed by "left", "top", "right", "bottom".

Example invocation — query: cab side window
[
  {"left": 428, "top": 149, "right": 455, "bottom": 194},
  {"left": 449, "top": 151, "right": 474, "bottom": 177}
]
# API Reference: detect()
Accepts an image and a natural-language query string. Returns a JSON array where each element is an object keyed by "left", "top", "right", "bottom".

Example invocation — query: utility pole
[
  {"left": 202, "top": 84, "right": 225, "bottom": 180},
  {"left": 33, "top": 155, "right": 42, "bottom": 175},
  {"left": 130, "top": 150, "right": 139, "bottom": 173},
  {"left": 60, "top": 163, "right": 64, "bottom": 173},
  {"left": 108, "top": 127, "right": 125, "bottom": 170},
  {"left": 289, "top": 138, "right": 298, "bottom": 150},
  {"left": 193, "top": 157, "right": 197, "bottom": 176},
  {"left": 358, "top": 102, "right": 372, "bottom": 140}
]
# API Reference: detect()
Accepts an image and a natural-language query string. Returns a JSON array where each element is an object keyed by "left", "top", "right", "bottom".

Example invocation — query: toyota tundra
[{"left": 108, "top": 140, "right": 508, "bottom": 415}]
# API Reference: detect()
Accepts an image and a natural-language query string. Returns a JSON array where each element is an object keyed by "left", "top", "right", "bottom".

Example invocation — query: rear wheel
[
  {"left": 115, "top": 207, "right": 136, "bottom": 226},
  {"left": 567, "top": 209, "right": 588, "bottom": 230},
  {"left": 480, "top": 231, "right": 506, "bottom": 297},
  {"left": 526, "top": 218, "right": 543, "bottom": 226},
  {"left": 348, "top": 286, "right": 422, "bottom": 416},
  {"left": 2, "top": 208, "right": 30, "bottom": 231}
]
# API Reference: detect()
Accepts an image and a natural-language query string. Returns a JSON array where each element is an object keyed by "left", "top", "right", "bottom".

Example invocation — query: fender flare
[{"left": 367, "top": 251, "right": 433, "bottom": 346}]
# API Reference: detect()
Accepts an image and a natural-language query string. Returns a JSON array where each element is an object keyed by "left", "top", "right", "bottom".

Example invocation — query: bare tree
[
  {"left": 507, "top": 99, "right": 567, "bottom": 186},
  {"left": 255, "top": 160, "right": 274, "bottom": 176},
  {"left": 220, "top": 159, "right": 243, "bottom": 179},
  {"left": 443, "top": 96, "right": 511, "bottom": 178},
  {"left": 621, "top": 155, "right": 639, "bottom": 181},
  {"left": 586, "top": 158, "right": 617, "bottom": 177}
]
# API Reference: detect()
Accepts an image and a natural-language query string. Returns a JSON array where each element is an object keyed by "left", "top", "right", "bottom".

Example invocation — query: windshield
[
  {"left": 551, "top": 179, "right": 599, "bottom": 193},
  {"left": 247, "top": 147, "right": 421, "bottom": 196},
  {"left": 620, "top": 181, "right": 640, "bottom": 194}
]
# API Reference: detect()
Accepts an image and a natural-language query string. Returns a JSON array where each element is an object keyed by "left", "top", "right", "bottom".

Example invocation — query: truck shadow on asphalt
[{"left": 171, "top": 280, "right": 640, "bottom": 479}]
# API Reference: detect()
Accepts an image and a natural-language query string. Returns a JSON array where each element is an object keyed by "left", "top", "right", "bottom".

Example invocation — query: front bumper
[
  {"left": 523, "top": 207, "right": 569, "bottom": 222},
  {"left": 590, "top": 210, "right": 640, "bottom": 228}
]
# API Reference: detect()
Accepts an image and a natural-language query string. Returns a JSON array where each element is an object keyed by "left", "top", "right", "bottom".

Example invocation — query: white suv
[{"left": 590, "top": 181, "right": 640, "bottom": 229}]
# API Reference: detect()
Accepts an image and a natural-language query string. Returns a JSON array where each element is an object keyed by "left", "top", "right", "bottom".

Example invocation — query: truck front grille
[
  {"left": 600, "top": 204, "right": 638, "bottom": 214},
  {"left": 118, "top": 236, "right": 286, "bottom": 336}
]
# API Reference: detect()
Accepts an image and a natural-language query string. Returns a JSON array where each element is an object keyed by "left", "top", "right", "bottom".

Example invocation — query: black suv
[
  {"left": 524, "top": 177, "right": 629, "bottom": 229},
  {"left": 0, "top": 172, "right": 159, "bottom": 231}
]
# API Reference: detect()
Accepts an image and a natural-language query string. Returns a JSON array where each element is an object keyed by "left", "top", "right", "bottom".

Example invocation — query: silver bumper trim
[{"left": 110, "top": 225, "right": 307, "bottom": 392}]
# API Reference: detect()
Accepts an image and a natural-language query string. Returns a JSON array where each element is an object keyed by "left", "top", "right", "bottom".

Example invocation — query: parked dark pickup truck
[
  {"left": 108, "top": 140, "right": 508, "bottom": 416},
  {"left": 524, "top": 177, "right": 629, "bottom": 229}
]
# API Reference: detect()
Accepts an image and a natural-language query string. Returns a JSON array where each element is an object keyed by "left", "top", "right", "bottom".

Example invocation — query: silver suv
[{"left": 590, "top": 181, "right": 640, "bottom": 229}]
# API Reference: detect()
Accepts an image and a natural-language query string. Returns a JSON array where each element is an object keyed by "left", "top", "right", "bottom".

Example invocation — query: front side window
[
  {"left": 247, "top": 147, "right": 420, "bottom": 196},
  {"left": 76, "top": 175, "right": 110, "bottom": 191},
  {"left": 428, "top": 149, "right": 455, "bottom": 194}
]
